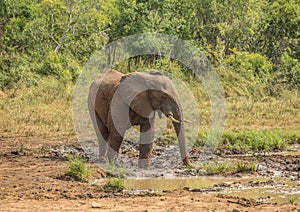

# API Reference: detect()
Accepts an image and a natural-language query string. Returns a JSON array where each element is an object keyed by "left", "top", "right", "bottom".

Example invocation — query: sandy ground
[
  {"left": 2, "top": 191, "right": 300, "bottom": 212},
  {"left": 0, "top": 136, "right": 299, "bottom": 212}
]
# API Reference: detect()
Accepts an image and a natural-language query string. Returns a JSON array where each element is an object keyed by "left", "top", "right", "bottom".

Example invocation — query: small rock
[
  {"left": 11, "top": 151, "right": 19, "bottom": 155},
  {"left": 91, "top": 203, "right": 102, "bottom": 208}
]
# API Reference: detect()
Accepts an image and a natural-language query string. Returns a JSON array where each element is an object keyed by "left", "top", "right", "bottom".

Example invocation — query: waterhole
[
  {"left": 53, "top": 142, "right": 300, "bottom": 204},
  {"left": 95, "top": 176, "right": 300, "bottom": 204}
]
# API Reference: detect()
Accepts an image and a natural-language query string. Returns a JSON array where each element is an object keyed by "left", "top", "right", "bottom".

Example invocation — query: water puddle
[
  {"left": 227, "top": 186, "right": 300, "bottom": 204},
  {"left": 122, "top": 176, "right": 300, "bottom": 204},
  {"left": 124, "top": 176, "right": 266, "bottom": 190}
]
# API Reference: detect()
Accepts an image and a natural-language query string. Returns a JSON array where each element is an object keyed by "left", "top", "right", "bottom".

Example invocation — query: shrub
[
  {"left": 278, "top": 51, "right": 300, "bottom": 88},
  {"left": 225, "top": 50, "right": 273, "bottom": 83},
  {"left": 38, "top": 51, "right": 81, "bottom": 82},
  {"left": 0, "top": 51, "right": 40, "bottom": 89}
]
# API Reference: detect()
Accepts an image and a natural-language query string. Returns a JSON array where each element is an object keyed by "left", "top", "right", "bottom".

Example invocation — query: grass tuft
[
  {"left": 289, "top": 198, "right": 295, "bottom": 204},
  {"left": 67, "top": 154, "right": 91, "bottom": 182},
  {"left": 203, "top": 161, "right": 257, "bottom": 175},
  {"left": 101, "top": 178, "right": 124, "bottom": 192}
]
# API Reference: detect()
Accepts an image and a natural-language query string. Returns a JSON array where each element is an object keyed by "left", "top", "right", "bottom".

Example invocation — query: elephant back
[{"left": 90, "top": 70, "right": 125, "bottom": 126}]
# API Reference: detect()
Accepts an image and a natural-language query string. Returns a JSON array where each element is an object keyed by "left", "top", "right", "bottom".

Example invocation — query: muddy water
[
  {"left": 227, "top": 184, "right": 300, "bottom": 204},
  {"left": 123, "top": 177, "right": 300, "bottom": 204},
  {"left": 124, "top": 176, "right": 265, "bottom": 190},
  {"left": 53, "top": 142, "right": 300, "bottom": 204}
]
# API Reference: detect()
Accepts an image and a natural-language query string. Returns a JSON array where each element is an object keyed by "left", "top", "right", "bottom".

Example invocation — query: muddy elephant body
[{"left": 88, "top": 70, "right": 190, "bottom": 169}]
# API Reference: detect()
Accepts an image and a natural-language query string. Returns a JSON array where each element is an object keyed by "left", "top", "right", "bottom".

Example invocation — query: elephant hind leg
[
  {"left": 88, "top": 92, "right": 108, "bottom": 161},
  {"left": 94, "top": 112, "right": 109, "bottom": 159}
]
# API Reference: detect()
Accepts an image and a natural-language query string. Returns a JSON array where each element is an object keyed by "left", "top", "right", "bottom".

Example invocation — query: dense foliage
[{"left": 1, "top": 0, "right": 299, "bottom": 91}]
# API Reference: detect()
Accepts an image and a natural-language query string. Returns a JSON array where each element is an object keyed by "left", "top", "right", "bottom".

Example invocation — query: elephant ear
[{"left": 118, "top": 73, "right": 154, "bottom": 119}]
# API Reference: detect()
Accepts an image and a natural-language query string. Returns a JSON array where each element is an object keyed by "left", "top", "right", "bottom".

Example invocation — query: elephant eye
[{"left": 160, "top": 94, "right": 168, "bottom": 101}]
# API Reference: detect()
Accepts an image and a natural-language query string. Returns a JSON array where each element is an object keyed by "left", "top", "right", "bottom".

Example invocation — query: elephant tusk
[
  {"left": 168, "top": 115, "right": 180, "bottom": 123},
  {"left": 184, "top": 119, "right": 192, "bottom": 124}
]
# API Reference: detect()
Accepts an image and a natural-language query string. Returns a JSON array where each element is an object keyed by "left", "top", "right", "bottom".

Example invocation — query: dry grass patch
[{"left": 0, "top": 77, "right": 74, "bottom": 137}]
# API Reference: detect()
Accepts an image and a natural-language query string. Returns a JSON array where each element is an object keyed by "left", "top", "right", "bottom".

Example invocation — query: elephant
[{"left": 88, "top": 69, "right": 190, "bottom": 169}]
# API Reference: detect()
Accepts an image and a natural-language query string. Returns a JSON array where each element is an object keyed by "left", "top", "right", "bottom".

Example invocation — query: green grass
[
  {"left": 67, "top": 154, "right": 91, "bottom": 182},
  {"left": 203, "top": 161, "right": 257, "bottom": 175},
  {"left": 195, "top": 130, "right": 300, "bottom": 152},
  {"left": 220, "top": 130, "right": 294, "bottom": 151},
  {"left": 289, "top": 198, "right": 295, "bottom": 204},
  {"left": 101, "top": 178, "right": 124, "bottom": 192},
  {"left": 235, "top": 161, "right": 257, "bottom": 172}
]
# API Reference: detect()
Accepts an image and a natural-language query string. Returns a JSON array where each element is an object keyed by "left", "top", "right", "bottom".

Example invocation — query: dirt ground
[{"left": 0, "top": 137, "right": 299, "bottom": 212}]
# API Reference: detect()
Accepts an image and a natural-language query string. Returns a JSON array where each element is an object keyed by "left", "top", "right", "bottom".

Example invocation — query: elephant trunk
[{"left": 170, "top": 102, "right": 190, "bottom": 166}]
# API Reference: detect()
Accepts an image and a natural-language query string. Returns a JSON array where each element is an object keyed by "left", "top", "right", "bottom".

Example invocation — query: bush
[
  {"left": 278, "top": 51, "right": 300, "bottom": 88},
  {"left": 38, "top": 51, "right": 82, "bottom": 83},
  {"left": 215, "top": 50, "right": 275, "bottom": 97},
  {"left": 225, "top": 50, "right": 273, "bottom": 82},
  {"left": 0, "top": 51, "right": 40, "bottom": 89}
]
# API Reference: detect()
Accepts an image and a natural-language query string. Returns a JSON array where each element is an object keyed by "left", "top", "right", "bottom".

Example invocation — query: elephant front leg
[
  {"left": 139, "top": 119, "right": 155, "bottom": 169},
  {"left": 106, "top": 108, "right": 126, "bottom": 164},
  {"left": 107, "top": 133, "right": 124, "bottom": 163}
]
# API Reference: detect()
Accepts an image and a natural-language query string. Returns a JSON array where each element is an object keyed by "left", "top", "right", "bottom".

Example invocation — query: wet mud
[
  {"left": 49, "top": 138, "right": 300, "bottom": 205},
  {"left": 0, "top": 137, "right": 299, "bottom": 211}
]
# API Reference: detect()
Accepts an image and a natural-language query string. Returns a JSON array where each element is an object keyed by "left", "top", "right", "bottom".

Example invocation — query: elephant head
[{"left": 116, "top": 70, "right": 190, "bottom": 166}]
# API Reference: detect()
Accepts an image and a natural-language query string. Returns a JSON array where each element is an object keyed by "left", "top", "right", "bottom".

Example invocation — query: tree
[
  {"left": 257, "top": 0, "right": 300, "bottom": 63},
  {"left": 0, "top": 0, "right": 111, "bottom": 88}
]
